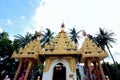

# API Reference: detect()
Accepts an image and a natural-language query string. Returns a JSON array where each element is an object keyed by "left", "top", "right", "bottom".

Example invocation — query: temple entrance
[{"left": 53, "top": 63, "right": 66, "bottom": 80}]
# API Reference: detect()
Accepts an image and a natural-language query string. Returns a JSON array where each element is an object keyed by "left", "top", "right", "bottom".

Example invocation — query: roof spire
[
  {"left": 60, "top": 22, "right": 65, "bottom": 33},
  {"left": 61, "top": 22, "right": 65, "bottom": 28}
]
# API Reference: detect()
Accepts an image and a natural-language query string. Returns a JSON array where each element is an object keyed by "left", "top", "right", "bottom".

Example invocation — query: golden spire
[
  {"left": 60, "top": 22, "right": 65, "bottom": 33},
  {"left": 61, "top": 22, "right": 65, "bottom": 28}
]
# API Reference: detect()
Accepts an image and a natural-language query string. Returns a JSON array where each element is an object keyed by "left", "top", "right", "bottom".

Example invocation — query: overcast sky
[{"left": 0, "top": 0, "right": 120, "bottom": 63}]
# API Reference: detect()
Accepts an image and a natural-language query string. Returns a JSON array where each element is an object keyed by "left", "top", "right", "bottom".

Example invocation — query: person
[
  {"left": 4, "top": 75, "right": 8, "bottom": 80},
  {"left": 92, "top": 70, "right": 96, "bottom": 80},
  {"left": 4, "top": 75, "right": 11, "bottom": 80},
  {"left": 106, "top": 76, "right": 110, "bottom": 80},
  {"left": 7, "top": 77, "right": 10, "bottom": 80},
  {"left": 37, "top": 76, "right": 40, "bottom": 80}
]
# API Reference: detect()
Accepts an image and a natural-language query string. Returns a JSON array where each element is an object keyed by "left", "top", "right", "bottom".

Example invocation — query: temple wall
[{"left": 42, "top": 58, "right": 76, "bottom": 80}]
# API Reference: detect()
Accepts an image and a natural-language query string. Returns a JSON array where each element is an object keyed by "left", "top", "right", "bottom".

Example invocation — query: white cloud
[
  {"left": 0, "top": 19, "right": 12, "bottom": 26},
  {"left": 31, "top": 0, "right": 120, "bottom": 63},
  {"left": 105, "top": 52, "right": 120, "bottom": 64},
  {"left": 0, "top": 27, "right": 3, "bottom": 32},
  {"left": 23, "top": 25, "right": 36, "bottom": 35},
  {"left": 21, "top": 16, "right": 26, "bottom": 19},
  {"left": 5, "top": 19, "right": 12, "bottom": 25},
  {"left": 32, "top": 0, "right": 114, "bottom": 33}
]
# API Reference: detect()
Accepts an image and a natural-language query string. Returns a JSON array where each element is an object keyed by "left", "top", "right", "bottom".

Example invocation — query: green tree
[
  {"left": 0, "top": 31, "right": 16, "bottom": 79},
  {"left": 41, "top": 28, "right": 54, "bottom": 47},
  {"left": 0, "top": 31, "right": 13, "bottom": 59},
  {"left": 14, "top": 32, "right": 33, "bottom": 49},
  {"left": 69, "top": 27, "right": 82, "bottom": 45},
  {"left": 32, "top": 31, "right": 38, "bottom": 40},
  {"left": 102, "top": 62, "right": 120, "bottom": 80},
  {"left": 95, "top": 28, "right": 117, "bottom": 67}
]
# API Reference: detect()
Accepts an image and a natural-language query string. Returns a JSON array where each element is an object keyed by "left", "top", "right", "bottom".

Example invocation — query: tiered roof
[
  {"left": 11, "top": 32, "right": 44, "bottom": 59},
  {"left": 78, "top": 34, "right": 108, "bottom": 62},
  {"left": 44, "top": 23, "right": 78, "bottom": 55},
  {"left": 11, "top": 23, "right": 108, "bottom": 61}
]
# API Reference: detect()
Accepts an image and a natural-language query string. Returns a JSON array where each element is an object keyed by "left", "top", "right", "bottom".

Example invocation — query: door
[{"left": 53, "top": 63, "right": 66, "bottom": 80}]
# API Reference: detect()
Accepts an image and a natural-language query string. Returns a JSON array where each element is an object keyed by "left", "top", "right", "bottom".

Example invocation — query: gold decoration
[
  {"left": 65, "top": 57, "right": 76, "bottom": 72},
  {"left": 43, "top": 57, "right": 54, "bottom": 72},
  {"left": 44, "top": 29, "right": 78, "bottom": 55},
  {"left": 11, "top": 37, "right": 44, "bottom": 59},
  {"left": 78, "top": 36, "right": 108, "bottom": 62}
]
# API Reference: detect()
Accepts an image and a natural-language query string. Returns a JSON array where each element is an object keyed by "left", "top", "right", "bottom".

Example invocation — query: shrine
[{"left": 12, "top": 23, "right": 108, "bottom": 80}]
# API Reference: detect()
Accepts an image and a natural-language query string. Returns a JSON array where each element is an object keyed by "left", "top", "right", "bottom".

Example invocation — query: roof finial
[
  {"left": 61, "top": 22, "right": 65, "bottom": 28},
  {"left": 60, "top": 22, "right": 65, "bottom": 33}
]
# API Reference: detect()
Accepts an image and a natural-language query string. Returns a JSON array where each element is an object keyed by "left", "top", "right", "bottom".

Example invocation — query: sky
[{"left": 0, "top": 0, "right": 120, "bottom": 63}]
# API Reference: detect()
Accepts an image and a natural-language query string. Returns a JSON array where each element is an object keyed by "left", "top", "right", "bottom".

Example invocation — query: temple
[{"left": 12, "top": 23, "right": 108, "bottom": 80}]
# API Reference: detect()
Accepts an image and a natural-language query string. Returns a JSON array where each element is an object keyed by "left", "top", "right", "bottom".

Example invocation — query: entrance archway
[{"left": 53, "top": 63, "right": 66, "bottom": 80}]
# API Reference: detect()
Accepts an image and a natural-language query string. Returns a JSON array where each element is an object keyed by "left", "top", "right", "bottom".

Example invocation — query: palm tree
[
  {"left": 0, "top": 31, "right": 13, "bottom": 57},
  {"left": 14, "top": 32, "right": 33, "bottom": 48},
  {"left": 95, "top": 28, "right": 117, "bottom": 70},
  {"left": 69, "top": 27, "right": 82, "bottom": 45},
  {"left": 41, "top": 28, "right": 54, "bottom": 47},
  {"left": 32, "top": 31, "right": 38, "bottom": 40},
  {"left": 0, "top": 31, "right": 9, "bottom": 40}
]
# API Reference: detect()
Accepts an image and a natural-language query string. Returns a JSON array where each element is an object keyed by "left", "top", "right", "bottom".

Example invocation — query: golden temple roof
[
  {"left": 11, "top": 24, "right": 108, "bottom": 61},
  {"left": 78, "top": 35, "right": 108, "bottom": 62},
  {"left": 12, "top": 32, "right": 44, "bottom": 59},
  {"left": 44, "top": 27, "right": 78, "bottom": 55}
]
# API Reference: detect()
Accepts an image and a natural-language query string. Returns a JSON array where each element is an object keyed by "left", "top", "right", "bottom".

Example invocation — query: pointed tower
[
  {"left": 12, "top": 32, "right": 44, "bottom": 80},
  {"left": 42, "top": 23, "right": 79, "bottom": 80},
  {"left": 78, "top": 32, "right": 108, "bottom": 80}
]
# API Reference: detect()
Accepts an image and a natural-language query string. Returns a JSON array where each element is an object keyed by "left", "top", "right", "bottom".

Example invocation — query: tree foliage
[
  {"left": 95, "top": 28, "right": 118, "bottom": 71},
  {"left": 69, "top": 27, "right": 82, "bottom": 45},
  {"left": 0, "top": 31, "right": 17, "bottom": 79},
  {"left": 102, "top": 62, "right": 120, "bottom": 80},
  {"left": 41, "top": 28, "right": 54, "bottom": 47}
]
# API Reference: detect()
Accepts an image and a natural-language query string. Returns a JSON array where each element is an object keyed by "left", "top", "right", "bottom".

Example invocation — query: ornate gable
[
  {"left": 12, "top": 33, "right": 44, "bottom": 59},
  {"left": 44, "top": 25, "right": 78, "bottom": 55},
  {"left": 78, "top": 35, "right": 108, "bottom": 62}
]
